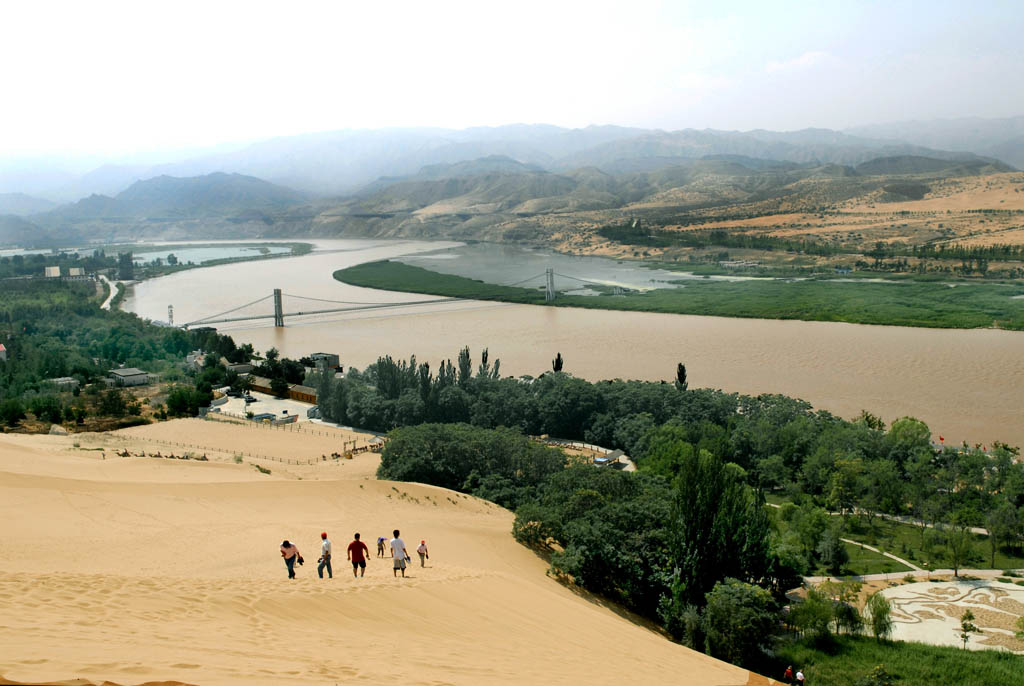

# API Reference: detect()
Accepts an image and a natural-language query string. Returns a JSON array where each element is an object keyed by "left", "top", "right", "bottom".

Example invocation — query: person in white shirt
[
  {"left": 416, "top": 540, "right": 429, "bottom": 567},
  {"left": 317, "top": 532, "right": 333, "bottom": 579},
  {"left": 390, "top": 529, "right": 408, "bottom": 577}
]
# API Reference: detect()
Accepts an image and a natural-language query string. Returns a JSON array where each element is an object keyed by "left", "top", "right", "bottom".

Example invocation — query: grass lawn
[
  {"left": 842, "top": 517, "right": 1024, "bottom": 572},
  {"left": 834, "top": 541, "right": 912, "bottom": 576},
  {"left": 770, "top": 491, "right": 1024, "bottom": 573},
  {"left": 774, "top": 635, "right": 1022, "bottom": 686},
  {"left": 335, "top": 260, "right": 1024, "bottom": 330}
]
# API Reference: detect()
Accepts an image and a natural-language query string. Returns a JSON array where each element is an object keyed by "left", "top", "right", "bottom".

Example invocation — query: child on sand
[
  {"left": 347, "top": 533, "right": 369, "bottom": 578},
  {"left": 280, "top": 540, "right": 302, "bottom": 579},
  {"left": 417, "top": 540, "right": 429, "bottom": 567},
  {"left": 377, "top": 536, "right": 387, "bottom": 558}
]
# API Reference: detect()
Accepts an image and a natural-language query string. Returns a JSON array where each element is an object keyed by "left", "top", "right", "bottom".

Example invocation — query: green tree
[
  {"left": 117, "top": 252, "right": 134, "bottom": 280},
  {"left": 702, "top": 578, "right": 778, "bottom": 669},
  {"left": 662, "top": 443, "right": 773, "bottom": 618},
  {"left": 816, "top": 525, "right": 849, "bottom": 576},
  {"left": 457, "top": 346, "right": 472, "bottom": 387},
  {"left": 985, "top": 501, "right": 1019, "bottom": 567},
  {"left": 826, "top": 457, "right": 863, "bottom": 518},
  {"left": 960, "top": 609, "right": 979, "bottom": 649},
  {"left": 0, "top": 398, "right": 26, "bottom": 427},
  {"left": 865, "top": 592, "right": 894, "bottom": 642},
  {"left": 270, "top": 377, "right": 289, "bottom": 398},
  {"left": 789, "top": 586, "right": 834, "bottom": 639},
  {"left": 98, "top": 389, "right": 128, "bottom": 417},
  {"left": 793, "top": 504, "right": 830, "bottom": 559},
  {"left": 675, "top": 362, "right": 688, "bottom": 391},
  {"left": 946, "top": 509, "right": 978, "bottom": 577}
]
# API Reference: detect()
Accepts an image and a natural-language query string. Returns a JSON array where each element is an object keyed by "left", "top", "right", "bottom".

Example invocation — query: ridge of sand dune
[{"left": 0, "top": 424, "right": 769, "bottom": 686}]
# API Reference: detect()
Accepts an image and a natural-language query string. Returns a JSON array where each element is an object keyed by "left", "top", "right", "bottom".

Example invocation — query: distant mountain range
[
  {"left": 39, "top": 172, "right": 307, "bottom": 223},
  {"left": 0, "top": 192, "right": 56, "bottom": 216},
  {"left": 1, "top": 118, "right": 1022, "bottom": 248},
  {"left": 847, "top": 115, "right": 1024, "bottom": 169},
  {"left": 3, "top": 119, "right": 1021, "bottom": 204}
]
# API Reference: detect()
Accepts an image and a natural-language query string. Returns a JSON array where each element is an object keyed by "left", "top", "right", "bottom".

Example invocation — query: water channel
[{"left": 123, "top": 239, "right": 1024, "bottom": 448}]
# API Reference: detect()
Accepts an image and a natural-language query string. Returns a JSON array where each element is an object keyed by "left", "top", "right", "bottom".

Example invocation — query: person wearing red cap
[
  {"left": 416, "top": 540, "right": 429, "bottom": 567},
  {"left": 317, "top": 532, "right": 332, "bottom": 579}
]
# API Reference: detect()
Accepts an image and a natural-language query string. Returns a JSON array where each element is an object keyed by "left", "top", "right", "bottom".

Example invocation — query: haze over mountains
[
  {"left": 0, "top": 118, "right": 1020, "bottom": 247},
  {"left": 3, "top": 117, "right": 1022, "bottom": 202}
]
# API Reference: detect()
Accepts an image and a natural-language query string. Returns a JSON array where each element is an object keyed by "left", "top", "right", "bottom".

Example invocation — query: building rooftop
[{"left": 110, "top": 367, "right": 147, "bottom": 377}]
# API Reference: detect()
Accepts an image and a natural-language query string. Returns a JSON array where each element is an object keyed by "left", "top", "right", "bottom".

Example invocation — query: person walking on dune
[
  {"left": 416, "top": 540, "right": 429, "bottom": 567},
  {"left": 390, "top": 529, "right": 408, "bottom": 578},
  {"left": 317, "top": 531, "right": 333, "bottom": 579},
  {"left": 347, "top": 532, "right": 369, "bottom": 578},
  {"left": 377, "top": 535, "right": 387, "bottom": 558},
  {"left": 280, "top": 540, "right": 302, "bottom": 579}
]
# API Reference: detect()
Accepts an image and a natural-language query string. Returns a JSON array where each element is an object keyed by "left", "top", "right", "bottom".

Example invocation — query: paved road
[
  {"left": 806, "top": 569, "right": 1015, "bottom": 583},
  {"left": 99, "top": 275, "right": 117, "bottom": 310}
]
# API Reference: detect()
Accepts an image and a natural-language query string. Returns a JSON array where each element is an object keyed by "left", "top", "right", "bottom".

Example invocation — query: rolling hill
[
  {"left": 39, "top": 172, "right": 307, "bottom": 224},
  {"left": 0, "top": 193, "right": 56, "bottom": 216}
]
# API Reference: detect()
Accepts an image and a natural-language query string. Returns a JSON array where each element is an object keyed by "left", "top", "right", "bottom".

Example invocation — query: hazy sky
[{"left": 2, "top": 0, "right": 1022, "bottom": 158}]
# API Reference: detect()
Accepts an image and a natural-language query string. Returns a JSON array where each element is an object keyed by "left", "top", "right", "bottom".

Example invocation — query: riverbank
[{"left": 335, "top": 260, "right": 1024, "bottom": 330}]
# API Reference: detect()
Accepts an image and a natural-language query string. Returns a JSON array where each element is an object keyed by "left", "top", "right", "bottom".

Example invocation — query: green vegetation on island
[{"left": 335, "top": 259, "right": 1024, "bottom": 330}]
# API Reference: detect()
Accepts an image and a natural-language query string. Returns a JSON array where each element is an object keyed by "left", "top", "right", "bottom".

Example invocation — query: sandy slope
[{"left": 0, "top": 423, "right": 766, "bottom": 686}]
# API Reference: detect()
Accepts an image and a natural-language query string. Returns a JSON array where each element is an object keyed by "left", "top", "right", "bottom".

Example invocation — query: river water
[{"left": 123, "top": 239, "right": 1024, "bottom": 448}]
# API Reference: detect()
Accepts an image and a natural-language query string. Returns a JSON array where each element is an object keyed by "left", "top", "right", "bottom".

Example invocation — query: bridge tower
[
  {"left": 167, "top": 304, "right": 173, "bottom": 326},
  {"left": 273, "top": 288, "right": 284, "bottom": 327},
  {"left": 545, "top": 268, "right": 555, "bottom": 303}
]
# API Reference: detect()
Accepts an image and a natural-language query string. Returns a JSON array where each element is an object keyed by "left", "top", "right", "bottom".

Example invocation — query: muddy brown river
[{"left": 124, "top": 240, "right": 1024, "bottom": 448}]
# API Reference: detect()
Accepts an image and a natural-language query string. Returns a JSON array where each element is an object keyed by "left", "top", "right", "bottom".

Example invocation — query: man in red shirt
[{"left": 347, "top": 532, "right": 370, "bottom": 578}]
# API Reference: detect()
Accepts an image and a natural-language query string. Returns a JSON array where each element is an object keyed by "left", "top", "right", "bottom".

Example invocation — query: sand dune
[{"left": 0, "top": 422, "right": 768, "bottom": 686}]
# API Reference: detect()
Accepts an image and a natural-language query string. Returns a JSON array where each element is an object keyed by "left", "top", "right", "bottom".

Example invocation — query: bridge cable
[
  {"left": 501, "top": 272, "right": 547, "bottom": 288},
  {"left": 552, "top": 272, "right": 609, "bottom": 287},
  {"left": 185, "top": 294, "right": 273, "bottom": 325},
  {"left": 282, "top": 293, "right": 399, "bottom": 306}
]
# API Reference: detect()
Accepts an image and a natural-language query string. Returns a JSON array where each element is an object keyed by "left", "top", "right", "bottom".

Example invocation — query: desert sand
[{"left": 0, "top": 420, "right": 767, "bottom": 686}]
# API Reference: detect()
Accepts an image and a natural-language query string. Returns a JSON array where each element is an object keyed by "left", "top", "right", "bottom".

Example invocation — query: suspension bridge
[{"left": 180, "top": 268, "right": 627, "bottom": 328}]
